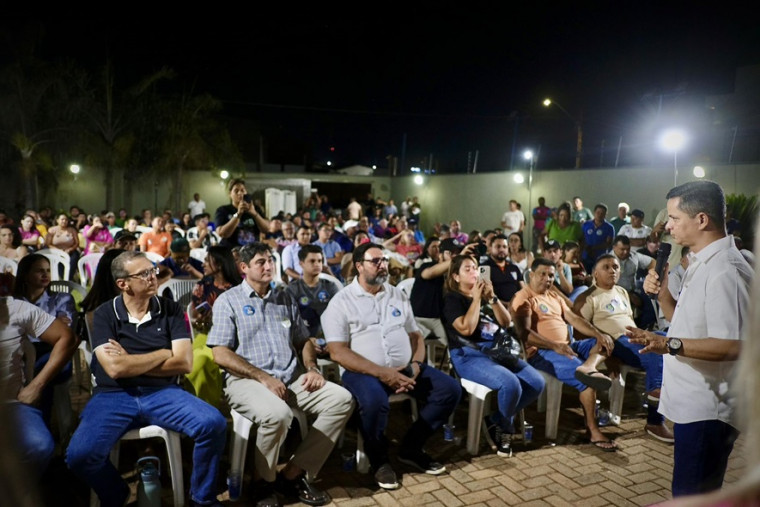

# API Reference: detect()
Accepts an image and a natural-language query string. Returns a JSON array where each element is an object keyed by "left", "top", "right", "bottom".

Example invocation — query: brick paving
[{"left": 62, "top": 363, "right": 746, "bottom": 506}]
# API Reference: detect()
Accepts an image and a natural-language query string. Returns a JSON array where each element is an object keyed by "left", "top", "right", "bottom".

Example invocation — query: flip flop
[
  {"left": 574, "top": 370, "right": 612, "bottom": 391},
  {"left": 589, "top": 439, "right": 618, "bottom": 452}
]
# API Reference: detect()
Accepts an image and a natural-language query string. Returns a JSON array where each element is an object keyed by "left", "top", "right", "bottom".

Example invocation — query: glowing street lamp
[
  {"left": 513, "top": 173, "right": 525, "bottom": 184},
  {"left": 413, "top": 175, "right": 424, "bottom": 185},
  {"left": 219, "top": 170, "right": 229, "bottom": 180},
  {"left": 543, "top": 98, "right": 583, "bottom": 168},
  {"left": 69, "top": 164, "right": 81, "bottom": 175},
  {"left": 659, "top": 129, "right": 687, "bottom": 186},
  {"left": 693, "top": 166, "right": 705, "bottom": 178}
]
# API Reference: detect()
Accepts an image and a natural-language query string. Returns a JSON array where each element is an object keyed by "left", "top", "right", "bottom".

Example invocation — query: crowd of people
[{"left": 0, "top": 178, "right": 756, "bottom": 505}]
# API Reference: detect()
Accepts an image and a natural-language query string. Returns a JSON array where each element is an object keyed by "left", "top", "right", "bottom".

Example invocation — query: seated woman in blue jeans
[{"left": 442, "top": 255, "right": 545, "bottom": 457}]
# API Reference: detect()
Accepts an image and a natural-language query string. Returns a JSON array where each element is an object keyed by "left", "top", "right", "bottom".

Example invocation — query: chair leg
[
  {"left": 539, "top": 372, "right": 562, "bottom": 440},
  {"left": 163, "top": 431, "right": 185, "bottom": 507},
  {"left": 608, "top": 368, "right": 631, "bottom": 426},
  {"left": 466, "top": 391, "right": 486, "bottom": 455},
  {"left": 229, "top": 410, "right": 253, "bottom": 499}
]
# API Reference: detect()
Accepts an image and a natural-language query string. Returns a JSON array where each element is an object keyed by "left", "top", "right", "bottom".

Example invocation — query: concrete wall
[{"left": 391, "top": 164, "right": 760, "bottom": 237}]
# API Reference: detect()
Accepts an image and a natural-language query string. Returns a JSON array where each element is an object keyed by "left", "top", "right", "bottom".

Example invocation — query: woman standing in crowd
[
  {"left": 543, "top": 204, "right": 583, "bottom": 248},
  {"left": 0, "top": 224, "right": 28, "bottom": 260},
  {"left": 215, "top": 178, "right": 270, "bottom": 248},
  {"left": 443, "top": 255, "right": 545, "bottom": 458},
  {"left": 507, "top": 232, "right": 534, "bottom": 275},
  {"left": 186, "top": 246, "right": 242, "bottom": 408}
]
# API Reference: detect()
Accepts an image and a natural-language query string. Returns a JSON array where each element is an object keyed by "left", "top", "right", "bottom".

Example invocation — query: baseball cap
[
  {"left": 342, "top": 220, "right": 359, "bottom": 231},
  {"left": 170, "top": 237, "right": 190, "bottom": 253},
  {"left": 544, "top": 239, "right": 561, "bottom": 250},
  {"left": 440, "top": 238, "right": 463, "bottom": 254}
]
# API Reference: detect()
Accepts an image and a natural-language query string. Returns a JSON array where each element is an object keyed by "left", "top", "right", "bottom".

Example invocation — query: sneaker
[
  {"left": 275, "top": 473, "right": 331, "bottom": 506},
  {"left": 645, "top": 422, "right": 675, "bottom": 443},
  {"left": 373, "top": 463, "right": 400, "bottom": 490},
  {"left": 486, "top": 423, "right": 513, "bottom": 458},
  {"left": 398, "top": 449, "right": 446, "bottom": 475}
]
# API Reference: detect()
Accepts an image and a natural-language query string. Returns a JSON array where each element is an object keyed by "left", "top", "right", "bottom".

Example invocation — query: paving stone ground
[{"left": 60, "top": 362, "right": 745, "bottom": 506}]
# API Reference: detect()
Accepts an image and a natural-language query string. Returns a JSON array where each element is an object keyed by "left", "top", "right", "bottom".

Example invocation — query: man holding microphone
[{"left": 626, "top": 181, "right": 751, "bottom": 497}]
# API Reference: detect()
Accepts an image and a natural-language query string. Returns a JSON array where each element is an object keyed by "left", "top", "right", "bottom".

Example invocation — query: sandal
[
  {"left": 574, "top": 369, "right": 612, "bottom": 391},
  {"left": 589, "top": 438, "right": 618, "bottom": 452}
]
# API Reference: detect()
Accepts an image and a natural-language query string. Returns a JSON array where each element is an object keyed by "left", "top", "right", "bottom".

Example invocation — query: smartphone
[
  {"left": 195, "top": 301, "right": 211, "bottom": 314},
  {"left": 479, "top": 265, "right": 491, "bottom": 281},
  {"left": 476, "top": 242, "right": 487, "bottom": 257},
  {"left": 242, "top": 194, "right": 253, "bottom": 203}
]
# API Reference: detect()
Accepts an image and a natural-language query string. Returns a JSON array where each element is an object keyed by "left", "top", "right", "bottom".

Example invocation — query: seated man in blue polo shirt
[
  {"left": 581, "top": 203, "right": 615, "bottom": 272},
  {"left": 157, "top": 237, "right": 204, "bottom": 284},
  {"left": 66, "top": 251, "right": 227, "bottom": 507}
]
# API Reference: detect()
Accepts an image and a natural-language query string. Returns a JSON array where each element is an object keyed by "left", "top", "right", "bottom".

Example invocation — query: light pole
[
  {"left": 523, "top": 150, "right": 535, "bottom": 251},
  {"left": 543, "top": 98, "right": 583, "bottom": 168},
  {"left": 659, "top": 129, "right": 687, "bottom": 186}
]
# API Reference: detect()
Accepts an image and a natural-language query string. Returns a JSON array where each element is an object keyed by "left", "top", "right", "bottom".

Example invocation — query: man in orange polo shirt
[{"left": 511, "top": 257, "right": 617, "bottom": 450}]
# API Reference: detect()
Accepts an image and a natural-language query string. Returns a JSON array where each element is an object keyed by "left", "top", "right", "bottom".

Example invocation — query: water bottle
[
  {"left": 137, "top": 456, "right": 162, "bottom": 507},
  {"left": 598, "top": 408, "right": 610, "bottom": 427},
  {"left": 227, "top": 469, "right": 242, "bottom": 501}
]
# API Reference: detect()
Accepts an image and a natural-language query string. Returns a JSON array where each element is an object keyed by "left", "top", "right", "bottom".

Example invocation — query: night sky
[{"left": 3, "top": 7, "right": 759, "bottom": 172}]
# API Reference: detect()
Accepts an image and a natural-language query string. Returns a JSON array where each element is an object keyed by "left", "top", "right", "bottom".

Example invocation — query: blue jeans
[
  {"left": 612, "top": 336, "right": 662, "bottom": 393},
  {"left": 528, "top": 338, "right": 598, "bottom": 391},
  {"left": 450, "top": 346, "right": 545, "bottom": 432},
  {"left": 66, "top": 385, "right": 227, "bottom": 507},
  {"left": 342, "top": 363, "right": 461, "bottom": 468},
  {"left": 672, "top": 419, "right": 739, "bottom": 497},
  {"left": 8, "top": 402, "right": 55, "bottom": 480}
]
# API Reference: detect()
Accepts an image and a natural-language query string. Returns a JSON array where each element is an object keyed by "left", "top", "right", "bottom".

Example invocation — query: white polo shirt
[
  {"left": 662, "top": 235, "right": 752, "bottom": 426},
  {"left": 321, "top": 279, "right": 419, "bottom": 368}
]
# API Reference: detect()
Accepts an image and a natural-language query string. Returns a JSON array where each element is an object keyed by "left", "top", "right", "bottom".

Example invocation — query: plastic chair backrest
[
  {"left": 37, "top": 248, "right": 71, "bottom": 281},
  {"left": 78, "top": 253, "right": 104, "bottom": 288}
]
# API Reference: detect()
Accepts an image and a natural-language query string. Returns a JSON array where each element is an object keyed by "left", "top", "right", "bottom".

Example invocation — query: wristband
[
  {"left": 412, "top": 360, "right": 424, "bottom": 367},
  {"left": 308, "top": 366, "right": 323, "bottom": 375},
  {"left": 232, "top": 212, "right": 239, "bottom": 219}
]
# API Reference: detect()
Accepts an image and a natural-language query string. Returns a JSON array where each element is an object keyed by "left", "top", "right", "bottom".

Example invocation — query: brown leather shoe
[{"left": 645, "top": 423, "right": 675, "bottom": 443}]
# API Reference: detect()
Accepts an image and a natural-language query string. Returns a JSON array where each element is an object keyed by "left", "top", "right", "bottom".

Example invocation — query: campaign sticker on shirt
[
  {"left": 538, "top": 303, "right": 549, "bottom": 313},
  {"left": 390, "top": 306, "right": 402, "bottom": 317},
  {"left": 596, "top": 229, "right": 603, "bottom": 236},
  {"left": 605, "top": 303, "right": 615, "bottom": 313},
  {"left": 299, "top": 296, "right": 310, "bottom": 306},
  {"left": 317, "top": 290, "right": 329, "bottom": 303},
  {"left": 281, "top": 318, "right": 291, "bottom": 328},
  {"left": 243, "top": 305, "right": 255, "bottom": 316}
]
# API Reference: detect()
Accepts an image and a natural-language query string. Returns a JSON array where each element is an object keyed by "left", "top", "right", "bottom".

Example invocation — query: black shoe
[
  {"left": 250, "top": 480, "right": 281, "bottom": 507},
  {"left": 486, "top": 423, "right": 513, "bottom": 458},
  {"left": 398, "top": 449, "right": 446, "bottom": 475},
  {"left": 373, "top": 462, "right": 400, "bottom": 490},
  {"left": 276, "top": 473, "right": 331, "bottom": 506}
]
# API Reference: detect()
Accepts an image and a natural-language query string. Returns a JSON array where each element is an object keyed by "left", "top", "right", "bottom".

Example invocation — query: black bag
[{"left": 481, "top": 314, "right": 522, "bottom": 369}]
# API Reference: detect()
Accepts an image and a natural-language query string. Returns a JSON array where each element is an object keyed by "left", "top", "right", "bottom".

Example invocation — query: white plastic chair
[
  {"left": 189, "top": 248, "right": 208, "bottom": 262},
  {"left": 158, "top": 278, "right": 197, "bottom": 308},
  {"left": 77, "top": 253, "right": 104, "bottom": 288},
  {"left": 0, "top": 256, "right": 18, "bottom": 275},
  {"left": 228, "top": 407, "right": 308, "bottom": 497},
  {"left": 459, "top": 378, "right": 496, "bottom": 455},
  {"left": 271, "top": 249, "right": 283, "bottom": 285},
  {"left": 317, "top": 272, "right": 344, "bottom": 288},
  {"left": 536, "top": 371, "right": 564, "bottom": 440},
  {"left": 355, "top": 394, "right": 418, "bottom": 473},
  {"left": 143, "top": 251, "right": 165, "bottom": 264},
  {"left": 90, "top": 426, "right": 184, "bottom": 507},
  {"left": 607, "top": 364, "right": 637, "bottom": 426},
  {"left": 37, "top": 248, "right": 71, "bottom": 281}
]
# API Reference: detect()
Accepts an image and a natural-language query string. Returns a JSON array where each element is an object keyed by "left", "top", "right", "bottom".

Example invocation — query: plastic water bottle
[
  {"left": 227, "top": 469, "right": 242, "bottom": 501},
  {"left": 137, "top": 457, "right": 162, "bottom": 507},
  {"left": 598, "top": 408, "right": 610, "bottom": 427}
]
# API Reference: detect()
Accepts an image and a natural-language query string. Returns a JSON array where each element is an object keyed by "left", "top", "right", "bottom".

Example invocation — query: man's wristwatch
[
  {"left": 232, "top": 212, "right": 239, "bottom": 219},
  {"left": 490, "top": 296, "right": 498, "bottom": 305},
  {"left": 308, "top": 366, "right": 323, "bottom": 375},
  {"left": 666, "top": 337, "right": 683, "bottom": 356}
]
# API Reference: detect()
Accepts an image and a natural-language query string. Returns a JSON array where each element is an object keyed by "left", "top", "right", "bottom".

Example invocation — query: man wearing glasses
[
  {"left": 208, "top": 243, "right": 353, "bottom": 507},
  {"left": 321, "top": 242, "right": 461, "bottom": 490},
  {"left": 66, "top": 251, "right": 228, "bottom": 507}
]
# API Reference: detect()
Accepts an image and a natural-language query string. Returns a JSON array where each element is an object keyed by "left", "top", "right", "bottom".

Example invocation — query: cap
[
  {"left": 170, "top": 237, "right": 190, "bottom": 253},
  {"left": 342, "top": 220, "right": 359, "bottom": 231},
  {"left": 618, "top": 202, "right": 630, "bottom": 212},
  {"left": 440, "top": 238, "right": 463, "bottom": 254},
  {"left": 630, "top": 209, "right": 645, "bottom": 218},
  {"left": 544, "top": 239, "right": 561, "bottom": 250},
  {"left": 113, "top": 230, "right": 136, "bottom": 242}
]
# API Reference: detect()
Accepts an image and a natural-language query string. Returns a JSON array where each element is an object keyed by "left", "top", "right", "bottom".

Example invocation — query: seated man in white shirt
[{"left": 618, "top": 209, "right": 652, "bottom": 248}]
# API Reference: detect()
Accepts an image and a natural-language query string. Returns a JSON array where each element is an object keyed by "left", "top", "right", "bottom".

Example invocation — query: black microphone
[{"left": 651, "top": 243, "right": 672, "bottom": 300}]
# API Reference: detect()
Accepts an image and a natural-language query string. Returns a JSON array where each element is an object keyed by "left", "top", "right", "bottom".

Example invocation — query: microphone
[{"left": 651, "top": 243, "right": 672, "bottom": 300}]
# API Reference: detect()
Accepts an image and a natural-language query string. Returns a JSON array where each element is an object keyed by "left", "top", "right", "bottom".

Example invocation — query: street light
[
  {"left": 693, "top": 166, "right": 705, "bottom": 178},
  {"left": 659, "top": 129, "right": 687, "bottom": 186},
  {"left": 219, "top": 170, "right": 229, "bottom": 180},
  {"left": 543, "top": 98, "right": 583, "bottom": 168},
  {"left": 522, "top": 149, "right": 537, "bottom": 252}
]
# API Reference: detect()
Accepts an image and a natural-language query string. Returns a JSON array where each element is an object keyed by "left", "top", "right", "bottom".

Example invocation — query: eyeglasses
[
  {"left": 362, "top": 256, "right": 390, "bottom": 267},
  {"left": 125, "top": 267, "right": 159, "bottom": 281}
]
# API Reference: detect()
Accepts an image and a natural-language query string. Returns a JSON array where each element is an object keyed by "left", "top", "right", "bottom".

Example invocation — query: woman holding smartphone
[
  {"left": 214, "top": 178, "right": 270, "bottom": 248},
  {"left": 442, "top": 254, "right": 545, "bottom": 458}
]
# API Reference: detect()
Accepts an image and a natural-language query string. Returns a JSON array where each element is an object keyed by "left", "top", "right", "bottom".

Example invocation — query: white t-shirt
[
  {"left": 501, "top": 210, "right": 525, "bottom": 235},
  {"left": 662, "top": 235, "right": 752, "bottom": 426},
  {"left": 618, "top": 224, "right": 652, "bottom": 241},
  {"left": 0, "top": 297, "right": 55, "bottom": 400},
  {"left": 321, "top": 279, "right": 419, "bottom": 368},
  {"left": 188, "top": 200, "right": 206, "bottom": 218}
]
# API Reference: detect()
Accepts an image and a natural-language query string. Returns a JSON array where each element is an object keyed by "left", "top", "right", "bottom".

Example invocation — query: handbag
[{"left": 480, "top": 314, "right": 522, "bottom": 369}]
